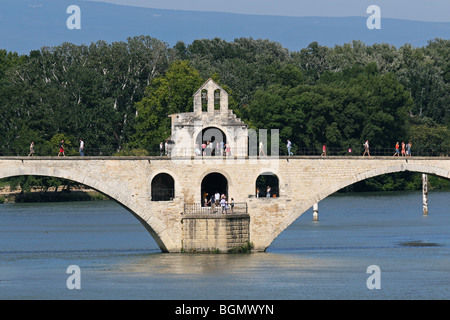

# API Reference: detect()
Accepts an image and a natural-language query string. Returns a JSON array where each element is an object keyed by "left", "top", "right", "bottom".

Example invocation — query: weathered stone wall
[
  {"left": 226, "top": 215, "right": 251, "bottom": 250},
  {"left": 181, "top": 214, "right": 250, "bottom": 252}
]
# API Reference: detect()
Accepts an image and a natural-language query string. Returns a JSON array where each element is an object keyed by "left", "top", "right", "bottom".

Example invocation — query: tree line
[{"left": 1, "top": 36, "right": 449, "bottom": 192}]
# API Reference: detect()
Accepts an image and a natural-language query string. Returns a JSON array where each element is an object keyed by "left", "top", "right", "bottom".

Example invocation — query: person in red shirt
[
  {"left": 321, "top": 144, "right": 326, "bottom": 157},
  {"left": 393, "top": 142, "right": 400, "bottom": 157},
  {"left": 58, "top": 140, "right": 65, "bottom": 157}
]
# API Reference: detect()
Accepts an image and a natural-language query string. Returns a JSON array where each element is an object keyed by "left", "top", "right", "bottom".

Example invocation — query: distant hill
[{"left": 1, "top": 0, "right": 449, "bottom": 54}]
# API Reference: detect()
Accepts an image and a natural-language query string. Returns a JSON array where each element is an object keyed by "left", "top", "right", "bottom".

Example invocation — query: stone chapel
[{"left": 168, "top": 78, "right": 248, "bottom": 157}]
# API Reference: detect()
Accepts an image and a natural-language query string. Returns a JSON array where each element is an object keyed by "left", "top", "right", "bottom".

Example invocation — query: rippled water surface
[{"left": 1, "top": 190, "right": 449, "bottom": 300}]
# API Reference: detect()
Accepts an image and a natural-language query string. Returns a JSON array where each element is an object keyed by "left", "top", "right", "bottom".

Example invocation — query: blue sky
[{"left": 84, "top": 0, "right": 450, "bottom": 22}]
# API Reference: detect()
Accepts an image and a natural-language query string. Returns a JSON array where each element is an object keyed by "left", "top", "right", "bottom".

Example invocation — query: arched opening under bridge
[
  {"left": 265, "top": 169, "right": 450, "bottom": 253},
  {"left": 201, "top": 172, "right": 228, "bottom": 206},
  {"left": 0, "top": 175, "right": 160, "bottom": 252}
]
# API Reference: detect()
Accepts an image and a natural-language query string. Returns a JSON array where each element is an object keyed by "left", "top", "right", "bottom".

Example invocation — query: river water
[{"left": 0, "top": 190, "right": 449, "bottom": 300}]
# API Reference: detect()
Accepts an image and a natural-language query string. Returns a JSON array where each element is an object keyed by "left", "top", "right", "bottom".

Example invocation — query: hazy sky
[{"left": 84, "top": 0, "right": 450, "bottom": 22}]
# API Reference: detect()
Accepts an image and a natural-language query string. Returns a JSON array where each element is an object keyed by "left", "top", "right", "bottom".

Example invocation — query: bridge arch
[
  {"left": 0, "top": 160, "right": 178, "bottom": 253},
  {"left": 148, "top": 169, "right": 182, "bottom": 200},
  {"left": 198, "top": 168, "right": 233, "bottom": 188},
  {"left": 264, "top": 161, "right": 450, "bottom": 252},
  {"left": 314, "top": 163, "right": 450, "bottom": 207},
  {"left": 151, "top": 173, "right": 175, "bottom": 201}
]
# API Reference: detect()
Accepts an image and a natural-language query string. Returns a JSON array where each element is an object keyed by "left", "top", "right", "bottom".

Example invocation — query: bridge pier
[
  {"left": 313, "top": 203, "right": 319, "bottom": 221},
  {"left": 181, "top": 214, "right": 250, "bottom": 253},
  {"left": 422, "top": 174, "right": 428, "bottom": 216}
]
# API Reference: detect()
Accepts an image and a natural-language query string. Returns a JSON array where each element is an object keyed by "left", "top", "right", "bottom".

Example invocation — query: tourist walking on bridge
[
  {"left": 406, "top": 141, "right": 412, "bottom": 156},
  {"left": 362, "top": 140, "right": 370, "bottom": 157},
  {"left": 321, "top": 144, "right": 326, "bottom": 157},
  {"left": 393, "top": 142, "right": 400, "bottom": 157},
  {"left": 287, "top": 140, "right": 293, "bottom": 156},
  {"left": 58, "top": 140, "right": 65, "bottom": 157},
  {"left": 401, "top": 141, "right": 406, "bottom": 156},
  {"left": 28, "top": 142, "right": 35, "bottom": 157},
  {"left": 79, "top": 139, "right": 85, "bottom": 156}
]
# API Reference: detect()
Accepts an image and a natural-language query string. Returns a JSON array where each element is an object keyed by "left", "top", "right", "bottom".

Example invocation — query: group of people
[
  {"left": 393, "top": 141, "right": 412, "bottom": 157},
  {"left": 159, "top": 141, "right": 173, "bottom": 157},
  {"left": 58, "top": 139, "right": 85, "bottom": 157},
  {"left": 284, "top": 139, "right": 414, "bottom": 157},
  {"left": 27, "top": 139, "right": 85, "bottom": 157},
  {"left": 203, "top": 192, "right": 235, "bottom": 213},
  {"left": 256, "top": 186, "right": 273, "bottom": 198},
  {"left": 159, "top": 140, "right": 232, "bottom": 157},
  {"left": 196, "top": 141, "right": 231, "bottom": 157},
  {"left": 362, "top": 139, "right": 413, "bottom": 157}
]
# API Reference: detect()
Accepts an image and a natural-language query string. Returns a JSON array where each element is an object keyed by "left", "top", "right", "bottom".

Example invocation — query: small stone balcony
[{"left": 183, "top": 202, "right": 248, "bottom": 216}]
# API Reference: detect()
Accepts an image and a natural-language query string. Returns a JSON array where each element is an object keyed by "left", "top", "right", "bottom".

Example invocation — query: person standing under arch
[{"left": 220, "top": 195, "right": 227, "bottom": 213}]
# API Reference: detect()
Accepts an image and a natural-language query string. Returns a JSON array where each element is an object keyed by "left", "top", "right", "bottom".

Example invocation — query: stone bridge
[{"left": 0, "top": 156, "right": 449, "bottom": 252}]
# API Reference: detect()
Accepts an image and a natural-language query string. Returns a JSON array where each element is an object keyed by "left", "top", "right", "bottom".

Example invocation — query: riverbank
[{"left": 0, "top": 186, "right": 108, "bottom": 203}]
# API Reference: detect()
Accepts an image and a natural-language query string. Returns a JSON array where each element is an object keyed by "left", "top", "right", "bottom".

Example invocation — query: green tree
[
  {"left": 246, "top": 63, "right": 412, "bottom": 154},
  {"left": 130, "top": 61, "right": 204, "bottom": 151},
  {"left": 408, "top": 121, "right": 450, "bottom": 156},
  {"left": 0, "top": 37, "right": 170, "bottom": 155}
]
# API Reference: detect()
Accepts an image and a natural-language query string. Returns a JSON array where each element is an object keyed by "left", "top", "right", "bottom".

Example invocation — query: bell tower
[
  {"left": 169, "top": 79, "right": 248, "bottom": 157},
  {"left": 193, "top": 78, "right": 229, "bottom": 115}
]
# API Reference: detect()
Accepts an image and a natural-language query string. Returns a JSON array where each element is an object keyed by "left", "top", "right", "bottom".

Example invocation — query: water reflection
[{"left": 113, "top": 252, "right": 340, "bottom": 277}]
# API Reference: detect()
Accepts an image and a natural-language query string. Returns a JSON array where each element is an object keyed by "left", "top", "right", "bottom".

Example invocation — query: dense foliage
[{"left": 1, "top": 36, "right": 449, "bottom": 191}]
